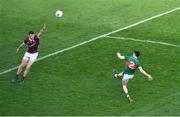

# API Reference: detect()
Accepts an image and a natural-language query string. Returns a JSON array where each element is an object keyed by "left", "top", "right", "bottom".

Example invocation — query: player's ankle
[
  {"left": 22, "top": 76, "right": 25, "bottom": 80},
  {"left": 16, "top": 74, "right": 19, "bottom": 79}
]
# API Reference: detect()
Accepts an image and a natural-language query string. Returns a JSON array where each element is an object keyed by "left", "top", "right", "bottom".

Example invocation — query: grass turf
[{"left": 0, "top": 0, "right": 180, "bottom": 115}]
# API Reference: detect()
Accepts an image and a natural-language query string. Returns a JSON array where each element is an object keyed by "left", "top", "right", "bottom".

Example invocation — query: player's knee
[
  {"left": 26, "top": 66, "right": 31, "bottom": 71},
  {"left": 122, "top": 80, "right": 126, "bottom": 85},
  {"left": 123, "top": 85, "right": 126, "bottom": 88},
  {"left": 118, "top": 72, "right": 123, "bottom": 77},
  {"left": 20, "top": 64, "right": 25, "bottom": 68},
  {"left": 122, "top": 83, "right": 127, "bottom": 87}
]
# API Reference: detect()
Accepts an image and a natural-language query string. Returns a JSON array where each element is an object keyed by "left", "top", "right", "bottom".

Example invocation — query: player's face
[{"left": 29, "top": 34, "right": 35, "bottom": 39}]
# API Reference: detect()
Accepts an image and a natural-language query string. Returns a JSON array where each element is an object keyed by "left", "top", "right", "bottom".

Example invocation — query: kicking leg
[
  {"left": 112, "top": 69, "right": 123, "bottom": 78},
  {"left": 20, "top": 60, "right": 34, "bottom": 84},
  {"left": 117, "top": 72, "right": 123, "bottom": 77},
  {"left": 11, "top": 59, "right": 28, "bottom": 83}
]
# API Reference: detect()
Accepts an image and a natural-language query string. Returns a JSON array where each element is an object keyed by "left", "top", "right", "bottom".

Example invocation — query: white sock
[
  {"left": 123, "top": 85, "right": 128, "bottom": 94},
  {"left": 115, "top": 74, "right": 118, "bottom": 77}
]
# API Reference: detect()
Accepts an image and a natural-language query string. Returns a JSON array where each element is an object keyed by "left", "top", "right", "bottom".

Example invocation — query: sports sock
[
  {"left": 22, "top": 76, "right": 25, "bottom": 80},
  {"left": 16, "top": 74, "right": 19, "bottom": 79},
  {"left": 123, "top": 85, "right": 128, "bottom": 94},
  {"left": 123, "top": 86, "right": 131, "bottom": 99}
]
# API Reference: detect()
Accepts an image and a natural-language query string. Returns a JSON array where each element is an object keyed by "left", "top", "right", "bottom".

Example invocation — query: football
[{"left": 55, "top": 10, "right": 63, "bottom": 17}]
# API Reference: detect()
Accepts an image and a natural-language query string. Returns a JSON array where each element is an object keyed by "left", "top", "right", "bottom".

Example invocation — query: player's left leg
[
  {"left": 11, "top": 59, "right": 28, "bottom": 83},
  {"left": 112, "top": 69, "right": 123, "bottom": 78},
  {"left": 19, "top": 52, "right": 38, "bottom": 85},
  {"left": 19, "top": 60, "right": 34, "bottom": 85}
]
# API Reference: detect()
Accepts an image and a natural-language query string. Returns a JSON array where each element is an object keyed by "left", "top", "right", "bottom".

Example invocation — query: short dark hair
[
  {"left": 134, "top": 51, "right": 140, "bottom": 57},
  {"left": 29, "top": 31, "right": 34, "bottom": 35}
]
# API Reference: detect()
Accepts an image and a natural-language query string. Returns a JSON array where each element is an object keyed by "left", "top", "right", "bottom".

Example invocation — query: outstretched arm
[
  {"left": 117, "top": 52, "right": 125, "bottom": 60},
  {"left": 138, "top": 66, "right": 153, "bottom": 80},
  {"left": 16, "top": 43, "right": 25, "bottom": 53},
  {"left": 37, "top": 24, "right": 46, "bottom": 38}
]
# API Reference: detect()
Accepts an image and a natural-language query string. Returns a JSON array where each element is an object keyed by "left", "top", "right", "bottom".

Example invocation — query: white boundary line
[
  {"left": 106, "top": 36, "right": 180, "bottom": 48},
  {"left": 0, "top": 7, "right": 180, "bottom": 76}
]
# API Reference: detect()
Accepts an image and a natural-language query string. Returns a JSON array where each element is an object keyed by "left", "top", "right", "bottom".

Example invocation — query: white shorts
[
  {"left": 122, "top": 74, "right": 134, "bottom": 83},
  {"left": 23, "top": 52, "right": 38, "bottom": 62}
]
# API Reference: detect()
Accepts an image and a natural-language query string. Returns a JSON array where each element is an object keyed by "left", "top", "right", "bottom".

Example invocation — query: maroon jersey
[{"left": 24, "top": 35, "right": 40, "bottom": 53}]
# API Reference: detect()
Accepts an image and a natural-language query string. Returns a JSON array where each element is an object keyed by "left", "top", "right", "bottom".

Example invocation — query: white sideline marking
[
  {"left": 106, "top": 36, "right": 180, "bottom": 48},
  {"left": 0, "top": 7, "right": 180, "bottom": 76}
]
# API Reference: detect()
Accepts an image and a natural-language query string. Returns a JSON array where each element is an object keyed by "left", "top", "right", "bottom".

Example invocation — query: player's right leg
[
  {"left": 122, "top": 80, "right": 133, "bottom": 103},
  {"left": 122, "top": 74, "right": 134, "bottom": 103},
  {"left": 19, "top": 52, "right": 38, "bottom": 85},
  {"left": 19, "top": 60, "right": 34, "bottom": 85},
  {"left": 11, "top": 57, "right": 28, "bottom": 83}
]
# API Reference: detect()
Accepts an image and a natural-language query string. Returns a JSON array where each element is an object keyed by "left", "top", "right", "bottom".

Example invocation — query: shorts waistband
[{"left": 26, "top": 51, "right": 38, "bottom": 54}]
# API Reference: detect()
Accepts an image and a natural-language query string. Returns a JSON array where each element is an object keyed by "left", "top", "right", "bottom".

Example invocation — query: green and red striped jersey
[{"left": 123, "top": 56, "right": 141, "bottom": 75}]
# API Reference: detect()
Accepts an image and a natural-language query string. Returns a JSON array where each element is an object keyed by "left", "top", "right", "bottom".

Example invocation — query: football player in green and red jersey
[{"left": 113, "top": 51, "right": 153, "bottom": 103}]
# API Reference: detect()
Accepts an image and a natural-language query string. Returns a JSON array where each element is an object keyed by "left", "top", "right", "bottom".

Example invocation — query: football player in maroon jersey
[{"left": 11, "top": 24, "right": 46, "bottom": 84}]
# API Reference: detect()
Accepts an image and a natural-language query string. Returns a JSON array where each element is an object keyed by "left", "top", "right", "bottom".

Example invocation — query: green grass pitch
[{"left": 0, "top": 0, "right": 180, "bottom": 115}]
